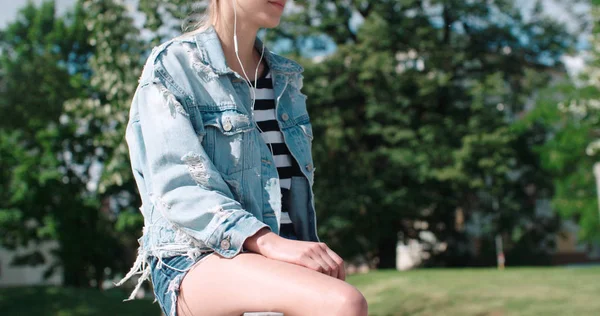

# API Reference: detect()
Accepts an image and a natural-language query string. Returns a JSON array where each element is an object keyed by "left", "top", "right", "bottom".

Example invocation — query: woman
[{"left": 117, "top": 0, "right": 368, "bottom": 315}]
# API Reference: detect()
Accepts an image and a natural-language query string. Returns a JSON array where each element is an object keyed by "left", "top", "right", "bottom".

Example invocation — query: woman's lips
[{"left": 269, "top": 1, "right": 285, "bottom": 10}]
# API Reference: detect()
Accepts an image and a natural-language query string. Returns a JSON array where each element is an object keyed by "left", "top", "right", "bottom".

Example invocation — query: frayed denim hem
[{"left": 149, "top": 252, "right": 215, "bottom": 316}]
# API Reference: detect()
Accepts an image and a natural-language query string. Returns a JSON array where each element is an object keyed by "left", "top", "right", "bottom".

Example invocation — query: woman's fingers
[
  {"left": 298, "top": 253, "right": 322, "bottom": 272},
  {"left": 287, "top": 240, "right": 347, "bottom": 280},
  {"left": 309, "top": 251, "right": 332, "bottom": 276},
  {"left": 301, "top": 244, "right": 334, "bottom": 277},
  {"left": 307, "top": 243, "right": 332, "bottom": 276},
  {"left": 315, "top": 244, "right": 340, "bottom": 279},
  {"left": 324, "top": 247, "right": 345, "bottom": 281}
]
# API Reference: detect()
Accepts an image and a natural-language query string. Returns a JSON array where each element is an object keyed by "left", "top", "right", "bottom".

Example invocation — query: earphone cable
[{"left": 231, "top": 0, "right": 274, "bottom": 155}]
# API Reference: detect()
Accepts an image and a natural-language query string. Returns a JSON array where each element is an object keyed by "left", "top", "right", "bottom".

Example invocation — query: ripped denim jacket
[{"left": 116, "top": 26, "right": 319, "bottom": 298}]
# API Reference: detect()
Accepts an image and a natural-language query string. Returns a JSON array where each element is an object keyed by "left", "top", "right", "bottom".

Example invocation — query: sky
[{"left": 0, "top": 0, "right": 76, "bottom": 28}]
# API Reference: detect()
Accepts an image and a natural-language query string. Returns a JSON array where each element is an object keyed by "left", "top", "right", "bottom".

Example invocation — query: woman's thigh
[{"left": 177, "top": 252, "right": 367, "bottom": 316}]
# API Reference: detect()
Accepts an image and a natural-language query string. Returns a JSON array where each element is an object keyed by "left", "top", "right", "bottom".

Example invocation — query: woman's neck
[{"left": 213, "top": 19, "right": 262, "bottom": 81}]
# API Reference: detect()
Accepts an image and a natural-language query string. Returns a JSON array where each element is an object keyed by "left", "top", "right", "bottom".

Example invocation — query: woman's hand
[{"left": 244, "top": 228, "right": 346, "bottom": 280}]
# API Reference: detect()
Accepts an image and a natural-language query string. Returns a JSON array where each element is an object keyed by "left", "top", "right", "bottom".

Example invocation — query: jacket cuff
[{"left": 206, "top": 210, "right": 270, "bottom": 258}]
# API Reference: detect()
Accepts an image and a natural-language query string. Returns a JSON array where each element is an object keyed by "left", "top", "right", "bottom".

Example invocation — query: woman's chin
[{"left": 258, "top": 16, "right": 282, "bottom": 29}]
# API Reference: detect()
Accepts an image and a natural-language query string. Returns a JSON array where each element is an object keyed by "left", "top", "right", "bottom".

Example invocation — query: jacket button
[
  {"left": 281, "top": 113, "right": 289, "bottom": 121},
  {"left": 220, "top": 239, "right": 231, "bottom": 250},
  {"left": 223, "top": 120, "right": 233, "bottom": 132}
]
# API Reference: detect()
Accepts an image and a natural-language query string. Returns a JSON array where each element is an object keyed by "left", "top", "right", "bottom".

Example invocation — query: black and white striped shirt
[{"left": 250, "top": 63, "right": 303, "bottom": 225}]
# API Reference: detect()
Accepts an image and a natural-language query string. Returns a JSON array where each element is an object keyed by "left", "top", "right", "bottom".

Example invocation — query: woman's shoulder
[{"left": 138, "top": 32, "right": 210, "bottom": 88}]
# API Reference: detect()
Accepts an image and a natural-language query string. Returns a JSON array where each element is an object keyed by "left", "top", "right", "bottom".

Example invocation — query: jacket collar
[{"left": 193, "top": 25, "right": 303, "bottom": 76}]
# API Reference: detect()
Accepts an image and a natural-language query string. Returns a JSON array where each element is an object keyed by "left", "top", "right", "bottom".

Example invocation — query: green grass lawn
[
  {"left": 0, "top": 286, "right": 161, "bottom": 316},
  {"left": 1, "top": 267, "right": 599, "bottom": 315},
  {"left": 353, "top": 266, "right": 600, "bottom": 316}
]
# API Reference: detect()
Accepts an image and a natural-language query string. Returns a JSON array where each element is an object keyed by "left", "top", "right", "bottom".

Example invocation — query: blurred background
[{"left": 1, "top": 0, "right": 599, "bottom": 315}]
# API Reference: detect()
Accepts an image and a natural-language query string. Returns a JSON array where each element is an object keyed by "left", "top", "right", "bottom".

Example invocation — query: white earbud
[
  {"left": 231, "top": 0, "right": 272, "bottom": 154},
  {"left": 231, "top": 0, "right": 265, "bottom": 113}
]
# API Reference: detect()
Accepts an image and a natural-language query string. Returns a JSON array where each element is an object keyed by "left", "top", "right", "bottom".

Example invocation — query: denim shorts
[{"left": 150, "top": 223, "right": 298, "bottom": 316}]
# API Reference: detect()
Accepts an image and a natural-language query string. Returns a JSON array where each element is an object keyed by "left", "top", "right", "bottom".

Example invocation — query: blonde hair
[{"left": 182, "top": 0, "right": 219, "bottom": 34}]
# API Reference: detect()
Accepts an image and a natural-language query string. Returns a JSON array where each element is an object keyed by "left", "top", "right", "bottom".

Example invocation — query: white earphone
[
  {"left": 231, "top": 0, "right": 274, "bottom": 154},
  {"left": 231, "top": 0, "right": 265, "bottom": 112}
]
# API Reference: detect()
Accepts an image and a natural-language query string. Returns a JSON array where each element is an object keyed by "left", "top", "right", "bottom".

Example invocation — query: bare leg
[{"left": 177, "top": 252, "right": 368, "bottom": 316}]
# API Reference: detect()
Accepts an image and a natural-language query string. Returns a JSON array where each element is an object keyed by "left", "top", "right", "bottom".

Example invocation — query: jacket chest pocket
[{"left": 190, "top": 107, "right": 257, "bottom": 175}]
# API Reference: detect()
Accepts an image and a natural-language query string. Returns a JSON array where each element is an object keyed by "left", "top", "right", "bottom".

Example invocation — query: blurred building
[
  {"left": 395, "top": 198, "right": 600, "bottom": 270},
  {"left": 552, "top": 219, "right": 600, "bottom": 265},
  {"left": 0, "top": 241, "right": 62, "bottom": 286}
]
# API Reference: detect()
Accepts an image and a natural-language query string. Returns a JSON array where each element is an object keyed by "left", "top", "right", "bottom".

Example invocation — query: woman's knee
[{"left": 327, "top": 284, "right": 368, "bottom": 316}]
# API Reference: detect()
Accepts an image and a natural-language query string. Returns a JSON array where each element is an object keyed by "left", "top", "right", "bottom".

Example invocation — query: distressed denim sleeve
[{"left": 132, "top": 81, "right": 269, "bottom": 259}]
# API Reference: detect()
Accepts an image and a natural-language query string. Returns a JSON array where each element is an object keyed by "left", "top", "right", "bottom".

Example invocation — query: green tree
[
  {"left": 525, "top": 0, "right": 600, "bottom": 242},
  {"left": 59, "top": 0, "right": 150, "bottom": 285},
  {"left": 289, "top": 0, "right": 583, "bottom": 267},
  {"left": 0, "top": 0, "right": 140, "bottom": 287}
]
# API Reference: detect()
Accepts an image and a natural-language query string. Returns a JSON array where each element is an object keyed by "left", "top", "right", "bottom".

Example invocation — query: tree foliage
[
  {"left": 0, "top": 0, "right": 127, "bottom": 287},
  {"left": 525, "top": 0, "right": 600, "bottom": 242},
  {"left": 0, "top": 0, "right": 589, "bottom": 288},
  {"left": 291, "top": 0, "right": 583, "bottom": 267}
]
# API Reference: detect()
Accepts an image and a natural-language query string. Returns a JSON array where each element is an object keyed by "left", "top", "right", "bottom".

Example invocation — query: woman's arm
[
  {"left": 134, "top": 82, "right": 345, "bottom": 279},
  {"left": 131, "top": 81, "right": 269, "bottom": 259},
  {"left": 131, "top": 42, "right": 345, "bottom": 279}
]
